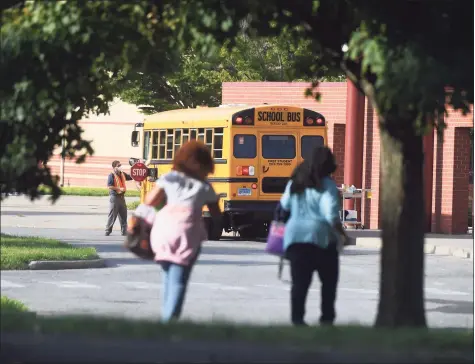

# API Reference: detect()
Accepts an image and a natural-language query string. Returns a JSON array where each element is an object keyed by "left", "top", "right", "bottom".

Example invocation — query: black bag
[{"left": 124, "top": 215, "right": 155, "bottom": 260}]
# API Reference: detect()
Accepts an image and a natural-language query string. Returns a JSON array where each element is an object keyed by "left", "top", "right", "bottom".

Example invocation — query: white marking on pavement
[
  {"left": 121, "top": 282, "right": 161, "bottom": 290},
  {"left": 191, "top": 282, "right": 248, "bottom": 291},
  {"left": 340, "top": 288, "right": 379, "bottom": 295},
  {"left": 1, "top": 280, "right": 25, "bottom": 288},
  {"left": 42, "top": 281, "right": 100, "bottom": 289}
]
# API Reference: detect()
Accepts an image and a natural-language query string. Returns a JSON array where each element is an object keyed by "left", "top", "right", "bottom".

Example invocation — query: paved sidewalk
[{"left": 347, "top": 230, "right": 473, "bottom": 260}]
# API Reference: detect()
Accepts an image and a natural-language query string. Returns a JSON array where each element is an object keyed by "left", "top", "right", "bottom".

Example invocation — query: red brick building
[{"left": 222, "top": 81, "right": 473, "bottom": 234}]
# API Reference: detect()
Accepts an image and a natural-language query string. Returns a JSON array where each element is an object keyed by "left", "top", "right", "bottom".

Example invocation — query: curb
[
  {"left": 28, "top": 259, "right": 106, "bottom": 270},
  {"left": 354, "top": 238, "right": 473, "bottom": 260}
]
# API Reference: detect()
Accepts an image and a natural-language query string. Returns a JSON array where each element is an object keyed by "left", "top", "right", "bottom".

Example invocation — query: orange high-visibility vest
[{"left": 113, "top": 172, "right": 127, "bottom": 192}]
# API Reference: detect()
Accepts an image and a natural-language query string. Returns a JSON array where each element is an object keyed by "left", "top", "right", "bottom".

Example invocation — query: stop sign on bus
[{"left": 130, "top": 162, "right": 148, "bottom": 182}]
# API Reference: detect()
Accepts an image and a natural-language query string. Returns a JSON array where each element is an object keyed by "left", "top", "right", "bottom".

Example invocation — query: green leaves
[
  {"left": 0, "top": 0, "right": 169, "bottom": 201},
  {"left": 113, "top": 32, "right": 340, "bottom": 114}
]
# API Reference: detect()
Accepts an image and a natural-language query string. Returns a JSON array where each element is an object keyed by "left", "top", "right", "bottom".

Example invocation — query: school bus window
[
  {"left": 182, "top": 128, "right": 189, "bottom": 144},
  {"left": 197, "top": 128, "right": 205, "bottom": 143},
  {"left": 262, "top": 135, "right": 295, "bottom": 159},
  {"left": 301, "top": 135, "right": 324, "bottom": 159},
  {"left": 213, "top": 128, "right": 224, "bottom": 159},
  {"left": 205, "top": 128, "right": 213, "bottom": 151},
  {"left": 166, "top": 129, "right": 173, "bottom": 159},
  {"left": 174, "top": 129, "right": 182, "bottom": 154},
  {"left": 151, "top": 130, "right": 159, "bottom": 159},
  {"left": 159, "top": 130, "right": 166, "bottom": 159},
  {"left": 143, "top": 131, "right": 151, "bottom": 160},
  {"left": 190, "top": 129, "right": 197, "bottom": 140},
  {"left": 233, "top": 134, "right": 257, "bottom": 159}
]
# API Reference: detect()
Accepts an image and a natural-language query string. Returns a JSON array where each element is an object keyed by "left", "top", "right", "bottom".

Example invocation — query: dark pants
[
  {"left": 105, "top": 194, "right": 127, "bottom": 234},
  {"left": 286, "top": 243, "right": 339, "bottom": 325}
]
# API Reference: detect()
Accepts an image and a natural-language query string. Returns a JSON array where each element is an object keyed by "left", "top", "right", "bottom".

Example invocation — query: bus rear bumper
[
  {"left": 224, "top": 200, "right": 279, "bottom": 222},
  {"left": 203, "top": 200, "right": 278, "bottom": 218}
]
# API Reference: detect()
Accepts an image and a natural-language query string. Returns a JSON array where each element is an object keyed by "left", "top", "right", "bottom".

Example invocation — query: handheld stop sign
[{"left": 130, "top": 162, "right": 148, "bottom": 182}]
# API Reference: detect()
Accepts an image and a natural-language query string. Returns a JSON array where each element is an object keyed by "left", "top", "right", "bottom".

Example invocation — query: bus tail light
[
  {"left": 251, "top": 183, "right": 257, "bottom": 189},
  {"left": 232, "top": 109, "right": 255, "bottom": 125},
  {"left": 303, "top": 110, "right": 325, "bottom": 126},
  {"left": 236, "top": 165, "right": 255, "bottom": 176}
]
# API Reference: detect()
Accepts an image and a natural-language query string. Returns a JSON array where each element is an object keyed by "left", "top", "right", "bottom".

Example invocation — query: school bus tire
[{"left": 204, "top": 217, "right": 222, "bottom": 241}]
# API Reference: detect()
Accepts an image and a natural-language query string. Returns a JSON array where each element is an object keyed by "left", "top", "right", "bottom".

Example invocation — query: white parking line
[
  {"left": 42, "top": 281, "right": 100, "bottom": 289},
  {"left": 1, "top": 280, "right": 25, "bottom": 288}
]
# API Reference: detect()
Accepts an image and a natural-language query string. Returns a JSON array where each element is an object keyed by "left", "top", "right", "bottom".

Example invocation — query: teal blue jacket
[{"left": 280, "top": 177, "right": 340, "bottom": 250}]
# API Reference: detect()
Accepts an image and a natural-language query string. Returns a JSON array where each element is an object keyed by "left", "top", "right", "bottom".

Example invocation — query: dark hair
[
  {"left": 112, "top": 160, "right": 121, "bottom": 168},
  {"left": 290, "top": 146, "right": 337, "bottom": 194},
  {"left": 172, "top": 140, "right": 215, "bottom": 178}
]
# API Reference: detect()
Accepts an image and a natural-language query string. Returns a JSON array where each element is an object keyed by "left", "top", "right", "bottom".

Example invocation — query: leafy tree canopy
[
  {"left": 1, "top": 0, "right": 174, "bottom": 200},
  {"left": 111, "top": 32, "right": 344, "bottom": 114}
]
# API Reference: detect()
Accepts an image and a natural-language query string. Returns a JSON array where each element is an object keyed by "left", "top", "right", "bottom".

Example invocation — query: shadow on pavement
[{"left": 426, "top": 298, "right": 474, "bottom": 315}]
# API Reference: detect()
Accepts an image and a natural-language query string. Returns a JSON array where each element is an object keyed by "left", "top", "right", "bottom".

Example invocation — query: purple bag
[{"left": 265, "top": 221, "right": 286, "bottom": 256}]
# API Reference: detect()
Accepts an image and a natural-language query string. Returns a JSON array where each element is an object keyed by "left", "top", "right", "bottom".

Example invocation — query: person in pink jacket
[{"left": 143, "top": 140, "right": 222, "bottom": 322}]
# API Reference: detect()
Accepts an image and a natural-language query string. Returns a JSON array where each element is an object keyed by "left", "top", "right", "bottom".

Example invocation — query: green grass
[
  {"left": 0, "top": 308, "right": 472, "bottom": 353},
  {"left": 0, "top": 234, "right": 99, "bottom": 270},
  {"left": 1, "top": 296, "right": 29, "bottom": 314},
  {"left": 127, "top": 200, "right": 140, "bottom": 210},
  {"left": 39, "top": 186, "right": 140, "bottom": 197}
]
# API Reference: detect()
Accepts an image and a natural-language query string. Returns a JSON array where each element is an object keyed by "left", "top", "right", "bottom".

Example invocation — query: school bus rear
[
  {"left": 222, "top": 105, "right": 327, "bottom": 238},
  {"left": 129, "top": 105, "right": 327, "bottom": 240}
]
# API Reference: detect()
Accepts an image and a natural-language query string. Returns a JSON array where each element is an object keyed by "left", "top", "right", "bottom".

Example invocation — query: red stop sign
[{"left": 130, "top": 162, "right": 148, "bottom": 182}]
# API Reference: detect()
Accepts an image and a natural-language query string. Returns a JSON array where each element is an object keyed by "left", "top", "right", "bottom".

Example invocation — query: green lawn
[
  {"left": 0, "top": 307, "right": 471, "bottom": 353},
  {"left": 39, "top": 186, "right": 140, "bottom": 197},
  {"left": 126, "top": 200, "right": 140, "bottom": 210},
  {"left": 0, "top": 298, "right": 472, "bottom": 361},
  {"left": 1, "top": 296, "right": 29, "bottom": 314},
  {"left": 0, "top": 234, "right": 99, "bottom": 270}
]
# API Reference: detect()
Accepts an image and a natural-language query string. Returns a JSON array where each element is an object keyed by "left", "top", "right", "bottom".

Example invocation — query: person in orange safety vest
[{"left": 105, "top": 160, "right": 134, "bottom": 236}]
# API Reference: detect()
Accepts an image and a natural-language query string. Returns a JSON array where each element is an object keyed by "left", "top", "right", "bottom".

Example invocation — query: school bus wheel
[{"left": 204, "top": 217, "right": 223, "bottom": 241}]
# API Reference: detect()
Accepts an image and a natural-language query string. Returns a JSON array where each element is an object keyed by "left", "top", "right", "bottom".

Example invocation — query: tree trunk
[{"left": 375, "top": 120, "right": 427, "bottom": 328}]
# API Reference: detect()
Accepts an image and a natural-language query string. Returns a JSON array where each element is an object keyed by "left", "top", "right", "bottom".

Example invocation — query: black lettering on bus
[
  {"left": 258, "top": 111, "right": 285, "bottom": 122},
  {"left": 287, "top": 112, "right": 300, "bottom": 122}
]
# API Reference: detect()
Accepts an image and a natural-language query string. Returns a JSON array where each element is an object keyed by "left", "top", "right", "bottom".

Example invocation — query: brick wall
[
  {"left": 332, "top": 124, "right": 345, "bottom": 184},
  {"left": 431, "top": 107, "right": 473, "bottom": 233}
]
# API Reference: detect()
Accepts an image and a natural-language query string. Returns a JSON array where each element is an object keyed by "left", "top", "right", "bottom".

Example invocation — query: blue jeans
[{"left": 159, "top": 260, "right": 196, "bottom": 323}]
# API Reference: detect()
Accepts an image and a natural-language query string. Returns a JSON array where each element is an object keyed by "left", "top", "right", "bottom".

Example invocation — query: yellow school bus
[{"left": 129, "top": 104, "right": 328, "bottom": 240}]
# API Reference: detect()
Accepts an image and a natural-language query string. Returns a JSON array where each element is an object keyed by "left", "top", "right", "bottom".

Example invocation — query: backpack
[{"left": 124, "top": 204, "right": 157, "bottom": 260}]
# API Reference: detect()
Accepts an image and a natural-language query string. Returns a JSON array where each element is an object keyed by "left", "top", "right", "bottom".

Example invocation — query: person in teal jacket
[{"left": 280, "top": 146, "right": 348, "bottom": 326}]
